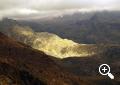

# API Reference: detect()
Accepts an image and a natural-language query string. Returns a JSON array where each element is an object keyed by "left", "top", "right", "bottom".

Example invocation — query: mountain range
[
  {"left": 15, "top": 11, "right": 120, "bottom": 44},
  {"left": 0, "top": 29, "right": 120, "bottom": 85},
  {"left": 0, "top": 11, "right": 120, "bottom": 85},
  {"left": 1, "top": 11, "right": 120, "bottom": 44}
]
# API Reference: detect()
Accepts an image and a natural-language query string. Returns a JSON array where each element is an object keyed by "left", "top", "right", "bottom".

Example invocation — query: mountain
[
  {"left": 0, "top": 32, "right": 88, "bottom": 85},
  {"left": 0, "top": 11, "right": 120, "bottom": 44},
  {"left": 0, "top": 32, "right": 120, "bottom": 85},
  {"left": 0, "top": 22, "right": 120, "bottom": 84},
  {"left": 17, "top": 11, "right": 120, "bottom": 44},
  {"left": 5, "top": 25, "right": 102, "bottom": 58}
]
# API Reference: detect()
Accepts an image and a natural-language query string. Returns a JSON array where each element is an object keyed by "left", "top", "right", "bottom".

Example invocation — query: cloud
[{"left": 0, "top": 0, "right": 120, "bottom": 19}]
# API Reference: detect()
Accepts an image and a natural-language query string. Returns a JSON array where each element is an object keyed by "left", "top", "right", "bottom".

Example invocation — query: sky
[{"left": 0, "top": 0, "right": 120, "bottom": 19}]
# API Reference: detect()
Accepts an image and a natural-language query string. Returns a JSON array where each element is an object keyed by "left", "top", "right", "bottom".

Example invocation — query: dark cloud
[{"left": 0, "top": 0, "right": 120, "bottom": 19}]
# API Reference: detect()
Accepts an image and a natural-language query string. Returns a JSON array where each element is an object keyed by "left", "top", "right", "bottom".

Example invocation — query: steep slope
[{"left": 0, "top": 32, "right": 87, "bottom": 85}]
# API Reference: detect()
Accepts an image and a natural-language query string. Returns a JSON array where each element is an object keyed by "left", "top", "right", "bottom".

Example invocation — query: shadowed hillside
[
  {"left": 0, "top": 32, "right": 88, "bottom": 85},
  {"left": 56, "top": 45, "right": 120, "bottom": 84}
]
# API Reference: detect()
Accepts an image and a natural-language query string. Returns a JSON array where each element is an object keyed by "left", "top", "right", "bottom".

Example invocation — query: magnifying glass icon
[{"left": 99, "top": 64, "right": 114, "bottom": 79}]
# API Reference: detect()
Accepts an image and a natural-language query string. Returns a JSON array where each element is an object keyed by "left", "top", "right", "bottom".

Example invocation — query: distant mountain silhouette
[
  {"left": 1, "top": 11, "right": 120, "bottom": 44},
  {"left": 16, "top": 11, "right": 120, "bottom": 44}
]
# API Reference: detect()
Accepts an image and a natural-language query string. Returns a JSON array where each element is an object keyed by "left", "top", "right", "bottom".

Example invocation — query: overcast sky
[{"left": 0, "top": 0, "right": 120, "bottom": 19}]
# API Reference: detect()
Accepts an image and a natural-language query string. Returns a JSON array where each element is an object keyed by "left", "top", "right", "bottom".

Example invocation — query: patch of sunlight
[{"left": 9, "top": 25, "right": 98, "bottom": 59}]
